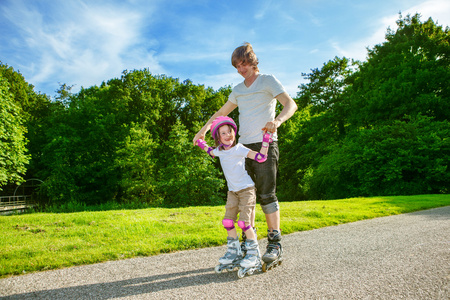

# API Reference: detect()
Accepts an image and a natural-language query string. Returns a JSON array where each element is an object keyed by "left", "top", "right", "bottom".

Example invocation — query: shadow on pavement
[{"left": 2, "top": 266, "right": 252, "bottom": 299}]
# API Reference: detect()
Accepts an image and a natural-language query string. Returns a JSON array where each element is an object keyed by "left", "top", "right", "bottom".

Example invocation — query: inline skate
[
  {"left": 237, "top": 239, "right": 262, "bottom": 278},
  {"left": 214, "top": 237, "right": 243, "bottom": 273},
  {"left": 262, "top": 230, "right": 283, "bottom": 272}
]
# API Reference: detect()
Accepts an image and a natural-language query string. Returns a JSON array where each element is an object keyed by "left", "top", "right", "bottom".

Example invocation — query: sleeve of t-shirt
[
  {"left": 236, "top": 144, "right": 251, "bottom": 157},
  {"left": 265, "top": 75, "right": 286, "bottom": 98},
  {"left": 228, "top": 90, "right": 237, "bottom": 105}
]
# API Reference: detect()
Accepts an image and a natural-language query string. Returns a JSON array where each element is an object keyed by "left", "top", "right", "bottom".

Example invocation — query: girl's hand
[
  {"left": 193, "top": 131, "right": 206, "bottom": 146},
  {"left": 262, "top": 119, "right": 281, "bottom": 133}
]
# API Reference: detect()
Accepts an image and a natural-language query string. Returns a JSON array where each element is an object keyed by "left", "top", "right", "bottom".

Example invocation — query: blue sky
[{"left": 1, "top": 0, "right": 449, "bottom": 98}]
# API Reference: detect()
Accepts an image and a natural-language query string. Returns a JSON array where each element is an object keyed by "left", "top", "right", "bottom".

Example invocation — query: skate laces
[
  {"left": 225, "top": 240, "right": 241, "bottom": 255},
  {"left": 226, "top": 245, "right": 239, "bottom": 255},
  {"left": 221, "top": 246, "right": 240, "bottom": 262},
  {"left": 244, "top": 248, "right": 259, "bottom": 258},
  {"left": 266, "top": 243, "right": 280, "bottom": 255}
]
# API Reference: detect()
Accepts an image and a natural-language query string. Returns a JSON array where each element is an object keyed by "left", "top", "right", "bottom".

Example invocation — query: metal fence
[{"left": 0, "top": 195, "right": 34, "bottom": 213}]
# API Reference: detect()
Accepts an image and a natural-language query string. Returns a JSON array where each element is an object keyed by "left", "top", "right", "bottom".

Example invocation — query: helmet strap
[{"left": 219, "top": 143, "right": 234, "bottom": 150}]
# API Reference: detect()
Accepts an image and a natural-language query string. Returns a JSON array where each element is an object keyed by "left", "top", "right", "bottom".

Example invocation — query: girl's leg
[
  {"left": 242, "top": 225, "right": 256, "bottom": 240},
  {"left": 224, "top": 190, "right": 239, "bottom": 238},
  {"left": 227, "top": 227, "right": 238, "bottom": 239},
  {"left": 238, "top": 187, "right": 257, "bottom": 244},
  {"left": 250, "top": 207, "right": 256, "bottom": 228}
]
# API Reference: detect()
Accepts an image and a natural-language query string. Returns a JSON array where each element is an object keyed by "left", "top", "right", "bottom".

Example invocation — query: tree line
[{"left": 1, "top": 14, "right": 449, "bottom": 208}]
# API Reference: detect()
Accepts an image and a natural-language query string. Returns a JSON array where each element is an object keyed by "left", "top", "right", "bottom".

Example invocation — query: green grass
[{"left": 1, "top": 194, "right": 449, "bottom": 278}]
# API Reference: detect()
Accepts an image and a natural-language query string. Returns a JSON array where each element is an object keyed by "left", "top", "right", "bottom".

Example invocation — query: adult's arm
[
  {"left": 192, "top": 100, "right": 238, "bottom": 146},
  {"left": 262, "top": 92, "right": 298, "bottom": 133}
]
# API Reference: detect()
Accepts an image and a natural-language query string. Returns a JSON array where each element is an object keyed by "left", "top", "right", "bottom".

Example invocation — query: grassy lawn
[{"left": 1, "top": 194, "right": 449, "bottom": 278}]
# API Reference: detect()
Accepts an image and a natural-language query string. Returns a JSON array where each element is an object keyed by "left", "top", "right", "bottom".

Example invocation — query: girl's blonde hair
[{"left": 231, "top": 42, "right": 259, "bottom": 71}]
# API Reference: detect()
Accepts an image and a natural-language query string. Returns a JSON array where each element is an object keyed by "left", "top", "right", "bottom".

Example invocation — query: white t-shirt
[
  {"left": 228, "top": 74, "right": 286, "bottom": 144},
  {"left": 212, "top": 143, "right": 255, "bottom": 192}
]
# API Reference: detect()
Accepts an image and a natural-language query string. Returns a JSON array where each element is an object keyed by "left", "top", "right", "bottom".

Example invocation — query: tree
[
  {"left": 155, "top": 119, "right": 225, "bottom": 207},
  {"left": 0, "top": 75, "right": 29, "bottom": 189},
  {"left": 280, "top": 14, "right": 450, "bottom": 200},
  {"left": 350, "top": 13, "right": 450, "bottom": 127},
  {"left": 38, "top": 84, "right": 129, "bottom": 205},
  {"left": 278, "top": 57, "right": 355, "bottom": 200},
  {"left": 115, "top": 123, "right": 159, "bottom": 205},
  {"left": 0, "top": 62, "right": 53, "bottom": 191},
  {"left": 309, "top": 115, "right": 450, "bottom": 199}
]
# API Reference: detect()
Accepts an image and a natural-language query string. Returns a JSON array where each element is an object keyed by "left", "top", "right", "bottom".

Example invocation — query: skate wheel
[
  {"left": 262, "top": 263, "right": 267, "bottom": 272},
  {"left": 225, "top": 265, "right": 236, "bottom": 272},
  {"left": 237, "top": 268, "right": 246, "bottom": 279},
  {"left": 214, "top": 265, "right": 223, "bottom": 274}
]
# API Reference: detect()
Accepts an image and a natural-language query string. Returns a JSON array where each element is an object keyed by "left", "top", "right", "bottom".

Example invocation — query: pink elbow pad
[
  {"left": 207, "top": 147, "right": 215, "bottom": 158},
  {"left": 255, "top": 152, "right": 267, "bottom": 163}
]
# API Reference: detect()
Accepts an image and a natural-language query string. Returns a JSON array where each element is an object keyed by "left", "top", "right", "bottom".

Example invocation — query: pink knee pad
[
  {"left": 222, "top": 219, "right": 235, "bottom": 231},
  {"left": 238, "top": 220, "right": 252, "bottom": 232}
]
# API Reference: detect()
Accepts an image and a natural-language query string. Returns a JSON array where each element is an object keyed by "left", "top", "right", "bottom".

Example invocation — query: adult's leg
[
  {"left": 265, "top": 210, "right": 280, "bottom": 231},
  {"left": 244, "top": 142, "right": 280, "bottom": 227},
  {"left": 245, "top": 142, "right": 282, "bottom": 263}
]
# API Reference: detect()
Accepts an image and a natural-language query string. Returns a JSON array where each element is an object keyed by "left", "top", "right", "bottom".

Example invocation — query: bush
[{"left": 309, "top": 115, "right": 450, "bottom": 199}]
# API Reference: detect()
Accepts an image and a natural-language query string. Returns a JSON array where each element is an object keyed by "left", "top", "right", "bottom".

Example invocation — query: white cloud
[
  {"left": 2, "top": 0, "right": 449, "bottom": 98},
  {"left": 406, "top": 0, "right": 450, "bottom": 27},
  {"left": 197, "top": 72, "right": 241, "bottom": 90},
  {"left": 330, "top": 0, "right": 450, "bottom": 62},
  {"left": 2, "top": 0, "right": 163, "bottom": 95},
  {"left": 254, "top": 0, "right": 273, "bottom": 20}
]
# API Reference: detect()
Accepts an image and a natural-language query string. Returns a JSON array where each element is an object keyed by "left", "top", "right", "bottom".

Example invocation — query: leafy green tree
[
  {"left": 280, "top": 14, "right": 450, "bottom": 200},
  {"left": 279, "top": 57, "right": 355, "bottom": 200},
  {"left": 39, "top": 85, "right": 128, "bottom": 205},
  {"left": 0, "top": 75, "right": 29, "bottom": 189},
  {"left": 309, "top": 115, "right": 449, "bottom": 199},
  {"left": 277, "top": 107, "right": 310, "bottom": 201},
  {"left": 350, "top": 13, "right": 450, "bottom": 127},
  {"left": 155, "top": 119, "right": 225, "bottom": 207},
  {"left": 115, "top": 123, "right": 159, "bottom": 205},
  {"left": 298, "top": 57, "right": 354, "bottom": 116},
  {"left": 0, "top": 62, "right": 53, "bottom": 191}
]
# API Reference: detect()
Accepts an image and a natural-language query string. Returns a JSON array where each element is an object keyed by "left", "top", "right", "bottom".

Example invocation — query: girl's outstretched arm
[
  {"left": 196, "top": 139, "right": 215, "bottom": 158},
  {"left": 193, "top": 101, "right": 237, "bottom": 146}
]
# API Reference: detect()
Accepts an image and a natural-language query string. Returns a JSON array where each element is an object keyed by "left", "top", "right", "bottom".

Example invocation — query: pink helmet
[{"left": 211, "top": 116, "right": 237, "bottom": 138}]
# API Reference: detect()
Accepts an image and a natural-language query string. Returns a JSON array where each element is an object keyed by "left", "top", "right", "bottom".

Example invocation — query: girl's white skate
[
  {"left": 214, "top": 237, "right": 243, "bottom": 273},
  {"left": 237, "top": 239, "right": 262, "bottom": 278},
  {"left": 237, "top": 261, "right": 262, "bottom": 278}
]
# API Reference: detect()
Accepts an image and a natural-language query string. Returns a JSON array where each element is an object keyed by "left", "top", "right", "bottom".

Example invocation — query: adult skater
[{"left": 193, "top": 42, "right": 297, "bottom": 267}]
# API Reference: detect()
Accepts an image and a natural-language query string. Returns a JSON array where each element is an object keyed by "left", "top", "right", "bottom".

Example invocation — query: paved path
[{"left": 1, "top": 206, "right": 449, "bottom": 299}]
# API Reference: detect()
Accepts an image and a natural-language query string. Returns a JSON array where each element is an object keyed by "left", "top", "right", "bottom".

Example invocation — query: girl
[{"left": 196, "top": 116, "right": 271, "bottom": 270}]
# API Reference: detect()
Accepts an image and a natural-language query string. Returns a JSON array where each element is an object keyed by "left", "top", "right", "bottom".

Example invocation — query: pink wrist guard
[
  {"left": 197, "top": 139, "right": 215, "bottom": 158},
  {"left": 197, "top": 139, "right": 207, "bottom": 150},
  {"left": 255, "top": 152, "right": 267, "bottom": 163},
  {"left": 262, "top": 133, "right": 273, "bottom": 148}
]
